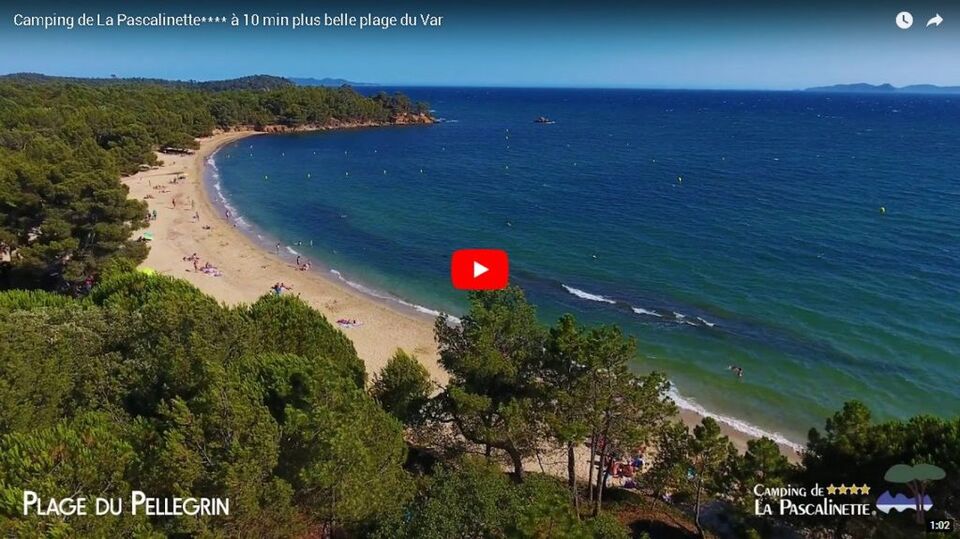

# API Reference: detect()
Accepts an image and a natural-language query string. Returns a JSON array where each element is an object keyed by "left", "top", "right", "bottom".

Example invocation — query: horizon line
[{"left": 4, "top": 72, "right": 960, "bottom": 93}]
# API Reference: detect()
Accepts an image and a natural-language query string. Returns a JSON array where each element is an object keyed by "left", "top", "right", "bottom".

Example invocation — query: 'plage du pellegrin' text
[{"left": 22, "top": 491, "right": 229, "bottom": 516}]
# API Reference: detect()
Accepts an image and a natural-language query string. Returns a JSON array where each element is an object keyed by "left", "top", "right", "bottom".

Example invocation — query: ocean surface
[{"left": 207, "top": 88, "right": 960, "bottom": 447}]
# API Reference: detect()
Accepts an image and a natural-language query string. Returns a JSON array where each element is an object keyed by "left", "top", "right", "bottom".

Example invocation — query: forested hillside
[
  {"left": 0, "top": 279, "right": 956, "bottom": 537},
  {"left": 0, "top": 73, "right": 295, "bottom": 91},
  {"left": 0, "top": 78, "right": 429, "bottom": 290},
  {"left": 0, "top": 77, "right": 956, "bottom": 538}
]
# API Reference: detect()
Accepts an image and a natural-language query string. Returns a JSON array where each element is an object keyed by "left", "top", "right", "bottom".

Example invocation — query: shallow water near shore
[{"left": 209, "top": 88, "right": 960, "bottom": 446}]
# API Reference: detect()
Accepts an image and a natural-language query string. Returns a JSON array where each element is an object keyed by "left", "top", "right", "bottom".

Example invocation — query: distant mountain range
[
  {"left": 806, "top": 83, "right": 960, "bottom": 95},
  {"left": 290, "top": 77, "right": 376, "bottom": 87}
]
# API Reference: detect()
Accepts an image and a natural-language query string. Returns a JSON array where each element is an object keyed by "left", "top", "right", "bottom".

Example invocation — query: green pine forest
[
  {"left": 0, "top": 76, "right": 957, "bottom": 538},
  {"left": 0, "top": 74, "right": 426, "bottom": 291}
]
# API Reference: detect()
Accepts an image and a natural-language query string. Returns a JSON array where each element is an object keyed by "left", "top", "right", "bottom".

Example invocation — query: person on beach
[
  {"left": 225, "top": 209, "right": 231, "bottom": 219},
  {"left": 172, "top": 197, "right": 176, "bottom": 209},
  {"left": 603, "top": 456, "right": 617, "bottom": 487},
  {"left": 276, "top": 242, "right": 281, "bottom": 254},
  {"left": 151, "top": 209, "right": 157, "bottom": 220},
  {"left": 296, "top": 255, "right": 301, "bottom": 266}
]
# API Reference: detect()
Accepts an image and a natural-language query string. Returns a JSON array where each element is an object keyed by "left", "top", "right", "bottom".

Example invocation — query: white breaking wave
[
  {"left": 398, "top": 299, "right": 462, "bottom": 324},
  {"left": 208, "top": 157, "right": 251, "bottom": 230},
  {"left": 672, "top": 311, "right": 700, "bottom": 326},
  {"left": 667, "top": 386, "right": 804, "bottom": 452},
  {"left": 330, "top": 269, "right": 390, "bottom": 299},
  {"left": 286, "top": 246, "right": 300, "bottom": 256},
  {"left": 696, "top": 316, "right": 717, "bottom": 328},
  {"left": 562, "top": 284, "right": 616, "bottom": 304},
  {"left": 565, "top": 287, "right": 715, "bottom": 329},
  {"left": 632, "top": 307, "right": 663, "bottom": 318},
  {"left": 329, "top": 269, "right": 461, "bottom": 324}
]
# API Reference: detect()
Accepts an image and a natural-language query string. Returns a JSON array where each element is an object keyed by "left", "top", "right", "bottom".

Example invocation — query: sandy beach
[
  {"left": 123, "top": 131, "right": 801, "bottom": 466},
  {"left": 124, "top": 131, "right": 445, "bottom": 381}
]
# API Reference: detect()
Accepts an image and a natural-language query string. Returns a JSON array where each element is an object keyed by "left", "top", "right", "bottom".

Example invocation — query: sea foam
[
  {"left": 329, "top": 269, "right": 461, "bottom": 324},
  {"left": 667, "top": 386, "right": 804, "bottom": 452},
  {"left": 562, "top": 284, "right": 616, "bottom": 304},
  {"left": 632, "top": 307, "right": 663, "bottom": 318},
  {"left": 207, "top": 156, "right": 250, "bottom": 229}
]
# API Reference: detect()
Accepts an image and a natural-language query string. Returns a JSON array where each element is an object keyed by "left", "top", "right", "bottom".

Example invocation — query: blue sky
[{"left": 1, "top": 1, "right": 957, "bottom": 88}]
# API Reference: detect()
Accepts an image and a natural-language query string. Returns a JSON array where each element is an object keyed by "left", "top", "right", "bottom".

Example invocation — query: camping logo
[{"left": 875, "top": 463, "right": 945, "bottom": 524}]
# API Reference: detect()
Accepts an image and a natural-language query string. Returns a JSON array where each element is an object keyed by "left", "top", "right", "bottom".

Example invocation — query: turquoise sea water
[{"left": 208, "top": 88, "right": 960, "bottom": 447}]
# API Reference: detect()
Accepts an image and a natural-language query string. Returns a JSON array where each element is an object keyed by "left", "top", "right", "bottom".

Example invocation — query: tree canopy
[
  {"left": 0, "top": 71, "right": 955, "bottom": 534},
  {"left": 0, "top": 78, "right": 428, "bottom": 291},
  {"left": 0, "top": 274, "right": 407, "bottom": 537},
  {"left": 0, "top": 274, "right": 957, "bottom": 537}
]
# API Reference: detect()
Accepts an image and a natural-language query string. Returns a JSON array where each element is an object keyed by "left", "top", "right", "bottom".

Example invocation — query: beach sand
[
  {"left": 123, "top": 131, "right": 802, "bottom": 469},
  {"left": 125, "top": 132, "right": 444, "bottom": 381}
]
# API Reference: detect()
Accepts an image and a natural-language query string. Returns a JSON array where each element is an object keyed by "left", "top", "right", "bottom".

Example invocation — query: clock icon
[{"left": 896, "top": 11, "right": 914, "bottom": 29}]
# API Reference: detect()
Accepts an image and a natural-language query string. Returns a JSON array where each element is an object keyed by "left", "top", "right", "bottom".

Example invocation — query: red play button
[{"left": 451, "top": 249, "right": 509, "bottom": 290}]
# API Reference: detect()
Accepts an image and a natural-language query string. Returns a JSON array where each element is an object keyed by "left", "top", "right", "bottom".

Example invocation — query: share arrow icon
[{"left": 927, "top": 13, "right": 943, "bottom": 27}]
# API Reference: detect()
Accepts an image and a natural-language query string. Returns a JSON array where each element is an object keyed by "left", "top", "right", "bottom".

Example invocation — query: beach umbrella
[{"left": 141, "top": 231, "right": 155, "bottom": 241}]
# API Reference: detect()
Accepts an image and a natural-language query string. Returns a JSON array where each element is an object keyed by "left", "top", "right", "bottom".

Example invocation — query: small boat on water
[{"left": 534, "top": 116, "right": 556, "bottom": 124}]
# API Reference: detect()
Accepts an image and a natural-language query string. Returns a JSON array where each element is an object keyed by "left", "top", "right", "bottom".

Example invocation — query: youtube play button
[{"left": 451, "top": 249, "right": 509, "bottom": 290}]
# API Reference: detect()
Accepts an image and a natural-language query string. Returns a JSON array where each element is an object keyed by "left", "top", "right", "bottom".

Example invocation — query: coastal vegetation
[
  {"left": 0, "top": 78, "right": 957, "bottom": 537},
  {"left": 0, "top": 77, "right": 429, "bottom": 291},
  {"left": 0, "top": 72, "right": 296, "bottom": 91},
  {"left": 0, "top": 278, "right": 957, "bottom": 537}
]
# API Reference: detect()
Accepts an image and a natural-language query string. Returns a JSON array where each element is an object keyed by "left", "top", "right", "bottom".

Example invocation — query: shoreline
[
  {"left": 123, "top": 130, "right": 803, "bottom": 462},
  {"left": 125, "top": 130, "right": 445, "bottom": 382},
  {"left": 203, "top": 144, "right": 459, "bottom": 327}
]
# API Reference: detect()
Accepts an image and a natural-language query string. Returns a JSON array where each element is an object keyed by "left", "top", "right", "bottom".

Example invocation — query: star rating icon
[{"left": 826, "top": 483, "right": 870, "bottom": 495}]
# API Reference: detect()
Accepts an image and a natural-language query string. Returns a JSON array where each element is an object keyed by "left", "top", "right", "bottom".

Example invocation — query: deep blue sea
[{"left": 208, "top": 88, "right": 960, "bottom": 447}]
